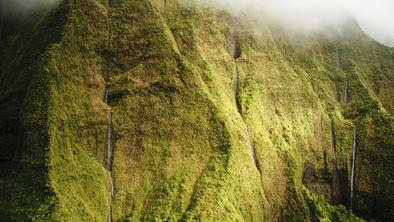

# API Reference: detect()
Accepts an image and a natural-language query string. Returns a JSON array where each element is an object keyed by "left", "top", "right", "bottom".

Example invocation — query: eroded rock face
[{"left": 0, "top": 0, "right": 393, "bottom": 221}]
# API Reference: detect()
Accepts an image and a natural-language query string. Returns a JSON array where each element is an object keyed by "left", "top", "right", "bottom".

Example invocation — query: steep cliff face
[{"left": 0, "top": 0, "right": 393, "bottom": 221}]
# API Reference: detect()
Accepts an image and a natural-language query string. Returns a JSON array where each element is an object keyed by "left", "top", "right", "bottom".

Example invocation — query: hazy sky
[{"left": 200, "top": 0, "right": 394, "bottom": 47}]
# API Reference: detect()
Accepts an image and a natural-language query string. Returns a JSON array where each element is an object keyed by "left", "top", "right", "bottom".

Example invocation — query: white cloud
[
  {"left": 345, "top": 0, "right": 394, "bottom": 47},
  {"left": 1, "top": 0, "right": 393, "bottom": 46},
  {"left": 199, "top": 0, "right": 394, "bottom": 47}
]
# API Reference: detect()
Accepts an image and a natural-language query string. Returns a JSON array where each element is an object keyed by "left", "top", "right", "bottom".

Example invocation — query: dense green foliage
[{"left": 0, "top": 0, "right": 393, "bottom": 221}]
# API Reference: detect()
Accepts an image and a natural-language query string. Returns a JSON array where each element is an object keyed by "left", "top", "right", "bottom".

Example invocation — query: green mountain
[{"left": 0, "top": 0, "right": 393, "bottom": 221}]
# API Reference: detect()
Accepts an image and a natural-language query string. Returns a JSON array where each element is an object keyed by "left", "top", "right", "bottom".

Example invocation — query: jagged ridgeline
[{"left": 0, "top": 0, "right": 393, "bottom": 221}]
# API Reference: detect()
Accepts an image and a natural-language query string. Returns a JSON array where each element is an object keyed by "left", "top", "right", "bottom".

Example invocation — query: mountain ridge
[{"left": 0, "top": 0, "right": 393, "bottom": 221}]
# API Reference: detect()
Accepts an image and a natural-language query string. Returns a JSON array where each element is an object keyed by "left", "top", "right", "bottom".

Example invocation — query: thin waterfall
[
  {"left": 350, "top": 128, "right": 357, "bottom": 210},
  {"left": 104, "top": 1, "right": 114, "bottom": 221},
  {"left": 105, "top": 87, "right": 109, "bottom": 104},
  {"left": 107, "top": 112, "right": 114, "bottom": 222},
  {"left": 234, "top": 62, "right": 256, "bottom": 167},
  {"left": 336, "top": 46, "right": 340, "bottom": 71},
  {"left": 246, "top": 127, "right": 257, "bottom": 167},
  {"left": 104, "top": 87, "right": 114, "bottom": 222},
  {"left": 232, "top": 63, "right": 238, "bottom": 95},
  {"left": 106, "top": 112, "right": 113, "bottom": 171},
  {"left": 344, "top": 81, "right": 348, "bottom": 104},
  {"left": 233, "top": 61, "right": 271, "bottom": 221},
  {"left": 336, "top": 45, "right": 349, "bottom": 105},
  {"left": 163, "top": 0, "right": 167, "bottom": 14},
  {"left": 322, "top": 116, "right": 328, "bottom": 172},
  {"left": 226, "top": 24, "right": 270, "bottom": 219}
]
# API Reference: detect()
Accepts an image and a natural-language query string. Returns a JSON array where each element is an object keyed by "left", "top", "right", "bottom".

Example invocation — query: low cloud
[
  {"left": 1, "top": 0, "right": 393, "bottom": 46},
  {"left": 198, "top": 0, "right": 394, "bottom": 47}
]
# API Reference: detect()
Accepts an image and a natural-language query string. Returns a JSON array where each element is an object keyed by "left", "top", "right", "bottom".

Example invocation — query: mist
[
  {"left": 1, "top": 0, "right": 58, "bottom": 17},
  {"left": 198, "top": 0, "right": 394, "bottom": 47},
  {"left": 0, "top": 0, "right": 393, "bottom": 46},
  {"left": 0, "top": 0, "right": 59, "bottom": 38}
]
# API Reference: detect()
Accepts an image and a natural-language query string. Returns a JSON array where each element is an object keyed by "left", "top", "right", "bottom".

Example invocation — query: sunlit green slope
[{"left": 0, "top": 0, "right": 392, "bottom": 221}]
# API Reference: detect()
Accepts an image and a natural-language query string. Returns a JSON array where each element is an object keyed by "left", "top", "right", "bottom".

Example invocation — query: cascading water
[
  {"left": 344, "top": 81, "right": 348, "bottom": 105},
  {"left": 336, "top": 45, "right": 340, "bottom": 71},
  {"left": 105, "top": 88, "right": 109, "bottom": 104},
  {"left": 233, "top": 62, "right": 256, "bottom": 167},
  {"left": 232, "top": 63, "right": 238, "bottom": 95},
  {"left": 104, "top": 1, "right": 114, "bottom": 221},
  {"left": 104, "top": 88, "right": 114, "bottom": 222},
  {"left": 163, "top": 0, "right": 167, "bottom": 14},
  {"left": 336, "top": 45, "right": 349, "bottom": 105},
  {"left": 233, "top": 60, "right": 271, "bottom": 221},
  {"left": 226, "top": 20, "right": 271, "bottom": 220},
  {"left": 246, "top": 124, "right": 257, "bottom": 167},
  {"left": 350, "top": 128, "right": 357, "bottom": 210}
]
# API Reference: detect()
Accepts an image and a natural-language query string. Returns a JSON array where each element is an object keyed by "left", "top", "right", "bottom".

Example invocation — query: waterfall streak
[
  {"left": 232, "top": 63, "right": 238, "bottom": 94},
  {"left": 105, "top": 88, "right": 109, "bottom": 104},
  {"left": 234, "top": 63, "right": 256, "bottom": 166},
  {"left": 344, "top": 81, "right": 348, "bottom": 104},
  {"left": 336, "top": 46, "right": 340, "bottom": 70},
  {"left": 350, "top": 128, "right": 357, "bottom": 210},
  {"left": 233, "top": 61, "right": 271, "bottom": 221},
  {"left": 246, "top": 127, "right": 257, "bottom": 167},
  {"left": 104, "top": 88, "right": 114, "bottom": 222},
  {"left": 104, "top": 1, "right": 114, "bottom": 221}
]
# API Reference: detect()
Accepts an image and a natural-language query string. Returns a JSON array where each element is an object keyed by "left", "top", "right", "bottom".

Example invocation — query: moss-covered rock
[{"left": 0, "top": 0, "right": 392, "bottom": 221}]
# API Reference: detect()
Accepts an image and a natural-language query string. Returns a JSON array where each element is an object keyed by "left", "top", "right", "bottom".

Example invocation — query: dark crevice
[
  {"left": 231, "top": 39, "right": 241, "bottom": 60},
  {"left": 322, "top": 116, "right": 328, "bottom": 174},
  {"left": 224, "top": 22, "right": 241, "bottom": 60},
  {"left": 331, "top": 121, "right": 337, "bottom": 162},
  {"left": 232, "top": 61, "right": 258, "bottom": 169}
]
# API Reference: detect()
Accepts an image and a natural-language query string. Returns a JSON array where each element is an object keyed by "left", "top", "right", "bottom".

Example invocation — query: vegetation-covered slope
[{"left": 0, "top": 0, "right": 392, "bottom": 221}]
